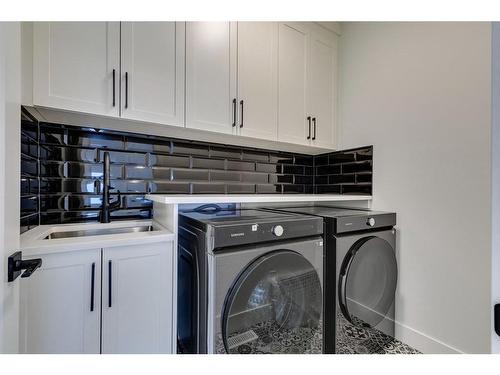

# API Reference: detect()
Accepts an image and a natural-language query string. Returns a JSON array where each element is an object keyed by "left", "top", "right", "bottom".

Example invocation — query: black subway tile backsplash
[
  {"left": 40, "top": 146, "right": 97, "bottom": 163},
  {"left": 149, "top": 154, "right": 190, "bottom": 168},
  {"left": 282, "top": 165, "right": 304, "bottom": 175},
  {"left": 226, "top": 160, "right": 255, "bottom": 172},
  {"left": 317, "top": 165, "right": 341, "bottom": 176},
  {"left": 149, "top": 182, "right": 191, "bottom": 194},
  {"left": 98, "top": 149, "right": 146, "bottom": 165},
  {"left": 191, "top": 183, "right": 226, "bottom": 194},
  {"left": 227, "top": 184, "right": 256, "bottom": 194},
  {"left": 192, "top": 157, "right": 225, "bottom": 170},
  {"left": 172, "top": 141, "right": 209, "bottom": 157},
  {"left": 269, "top": 174, "right": 294, "bottom": 184},
  {"left": 256, "top": 163, "right": 281, "bottom": 174},
  {"left": 315, "top": 146, "right": 373, "bottom": 195},
  {"left": 240, "top": 172, "right": 268, "bottom": 184},
  {"left": 210, "top": 171, "right": 241, "bottom": 182},
  {"left": 19, "top": 106, "right": 372, "bottom": 228},
  {"left": 172, "top": 169, "right": 209, "bottom": 181},
  {"left": 256, "top": 184, "right": 282, "bottom": 194},
  {"left": 342, "top": 161, "right": 373, "bottom": 174}
]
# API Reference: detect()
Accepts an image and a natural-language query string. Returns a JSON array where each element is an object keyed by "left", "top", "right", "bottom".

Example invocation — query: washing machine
[
  {"left": 177, "top": 208, "right": 324, "bottom": 354},
  {"left": 267, "top": 206, "right": 397, "bottom": 353}
]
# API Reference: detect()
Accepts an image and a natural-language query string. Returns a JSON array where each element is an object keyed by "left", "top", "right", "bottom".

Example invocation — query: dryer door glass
[
  {"left": 338, "top": 236, "right": 397, "bottom": 328},
  {"left": 221, "top": 250, "right": 322, "bottom": 354}
]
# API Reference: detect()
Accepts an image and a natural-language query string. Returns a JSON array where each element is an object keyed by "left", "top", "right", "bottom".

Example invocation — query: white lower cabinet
[
  {"left": 101, "top": 242, "right": 173, "bottom": 354},
  {"left": 20, "top": 249, "right": 101, "bottom": 354},
  {"left": 19, "top": 241, "right": 174, "bottom": 354}
]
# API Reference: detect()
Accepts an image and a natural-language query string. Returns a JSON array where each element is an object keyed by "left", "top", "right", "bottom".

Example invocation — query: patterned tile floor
[
  {"left": 216, "top": 314, "right": 420, "bottom": 354},
  {"left": 216, "top": 320, "right": 323, "bottom": 354},
  {"left": 336, "top": 313, "right": 421, "bottom": 354}
]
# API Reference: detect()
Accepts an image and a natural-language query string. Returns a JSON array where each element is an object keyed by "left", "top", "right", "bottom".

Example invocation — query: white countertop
[
  {"left": 145, "top": 194, "right": 372, "bottom": 204},
  {"left": 21, "top": 219, "right": 175, "bottom": 256}
]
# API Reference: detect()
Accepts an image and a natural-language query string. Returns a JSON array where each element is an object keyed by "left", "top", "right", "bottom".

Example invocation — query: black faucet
[{"left": 100, "top": 151, "right": 122, "bottom": 223}]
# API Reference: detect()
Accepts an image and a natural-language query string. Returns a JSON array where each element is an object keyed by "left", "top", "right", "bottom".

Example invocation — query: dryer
[{"left": 267, "top": 206, "right": 397, "bottom": 354}]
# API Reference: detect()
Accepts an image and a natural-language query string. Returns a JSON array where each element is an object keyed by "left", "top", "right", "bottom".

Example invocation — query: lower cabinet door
[
  {"left": 19, "top": 249, "right": 101, "bottom": 354},
  {"left": 101, "top": 242, "right": 174, "bottom": 353}
]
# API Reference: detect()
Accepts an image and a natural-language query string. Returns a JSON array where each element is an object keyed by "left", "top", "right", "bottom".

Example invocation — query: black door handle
[
  {"left": 232, "top": 98, "right": 237, "bottom": 127},
  {"left": 239, "top": 100, "right": 244, "bottom": 128},
  {"left": 90, "top": 262, "right": 95, "bottom": 312},
  {"left": 7, "top": 251, "right": 42, "bottom": 282},
  {"left": 112, "top": 69, "right": 116, "bottom": 107},
  {"left": 307, "top": 116, "right": 311, "bottom": 140},
  {"left": 108, "top": 260, "right": 112, "bottom": 308},
  {"left": 312, "top": 117, "right": 317, "bottom": 140},
  {"left": 125, "top": 72, "right": 129, "bottom": 109}
]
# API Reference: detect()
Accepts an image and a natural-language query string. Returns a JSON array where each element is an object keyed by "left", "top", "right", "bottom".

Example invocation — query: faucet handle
[{"left": 110, "top": 190, "right": 122, "bottom": 211}]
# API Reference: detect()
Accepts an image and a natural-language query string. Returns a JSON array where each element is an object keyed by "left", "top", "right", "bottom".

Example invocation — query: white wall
[
  {"left": 0, "top": 22, "right": 21, "bottom": 353},
  {"left": 339, "top": 22, "right": 492, "bottom": 353}
]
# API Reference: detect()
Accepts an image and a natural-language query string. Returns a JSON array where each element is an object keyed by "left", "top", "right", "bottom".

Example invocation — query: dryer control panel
[{"left": 335, "top": 212, "right": 396, "bottom": 233}]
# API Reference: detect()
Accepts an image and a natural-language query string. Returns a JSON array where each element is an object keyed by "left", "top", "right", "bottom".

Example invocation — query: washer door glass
[
  {"left": 338, "top": 236, "right": 397, "bottom": 328},
  {"left": 221, "top": 250, "right": 322, "bottom": 354}
]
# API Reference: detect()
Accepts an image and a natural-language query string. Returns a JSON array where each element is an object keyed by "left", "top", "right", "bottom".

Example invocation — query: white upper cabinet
[
  {"left": 307, "top": 28, "right": 338, "bottom": 149},
  {"left": 121, "top": 22, "right": 185, "bottom": 126},
  {"left": 277, "top": 23, "right": 309, "bottom": 146},
  {"left": 277, "top": 23, "right": 338, "bottom": 149},
  {"left": 32, "top": 21, "right": 338, "bottom": 150},
  {"left": 101, "top": 242, "right": 174, "bottom": 354},
  {"left": 33, "top": 22, "right": 120, "bottom": 117},
  {"left": 237, "top": 22, "right": 279, "bottom": 141},
  {"left": 186, "top": 22, "right": 237, "bottom": 134},
  {"left": 19, "top": 249, "right": 101, "bottom": 354}
]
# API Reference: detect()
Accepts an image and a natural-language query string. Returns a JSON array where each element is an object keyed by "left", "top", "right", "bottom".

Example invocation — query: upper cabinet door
[
  {"left": 237, "top": 22, "right": 278, "bottom": 141},
  {"left": 19, "top": 249, "right": 101, "bottom": 354},
  {"left": 101, "top": 242, "right": 174, "bottom": 354},
  {"left": 186, "top": 22, "right": 237, "bottom": 134},
  {"left": 120, "top": 22, "right": 185, "bottom": 127},
  {"left": 307, "top": 29, "right": 338, "bottom": 149},
  {"left": 277, "top": 23, "right": 309, "bottom": 146},
  {"left": 33, "top": 22, "right": 120, "bottom": 117}
]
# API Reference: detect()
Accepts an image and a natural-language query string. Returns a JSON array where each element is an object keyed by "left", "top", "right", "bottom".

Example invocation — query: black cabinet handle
[
  {"left": 108, "top": 260, "right": 112, "bottom": 308},
  {"left": 112, "top": 69, "right": 116, "bottom": 107},
  {"left": 312, "top": 117, "right": 317, "bottom": 140},
  {"left": 90, "top": 262, "right": 95, "bottom": 312},
  {"left": 232, "top": 98, "right": 237, "bottom": 127},
  {"left": 125, "top": 72, "right": 129, "bottom": 109},
  {"left": 307, "top": 116, "right": 311, "bottom": 140},
  {"left": 495, "top": 304, "right": 500, "bottom": 336},
  {"left": 239, "top": 100, "right": 244, "bottom": 128}
]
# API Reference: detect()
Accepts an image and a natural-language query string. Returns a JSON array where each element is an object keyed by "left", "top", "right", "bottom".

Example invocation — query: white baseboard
[{"left": 395, "top": 320, "right": 464, "bottom": 354}]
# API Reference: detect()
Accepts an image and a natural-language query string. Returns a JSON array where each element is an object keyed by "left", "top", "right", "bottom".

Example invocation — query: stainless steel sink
[{"left": 44, "top": 225, "right": 155, "bottom": 240}]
